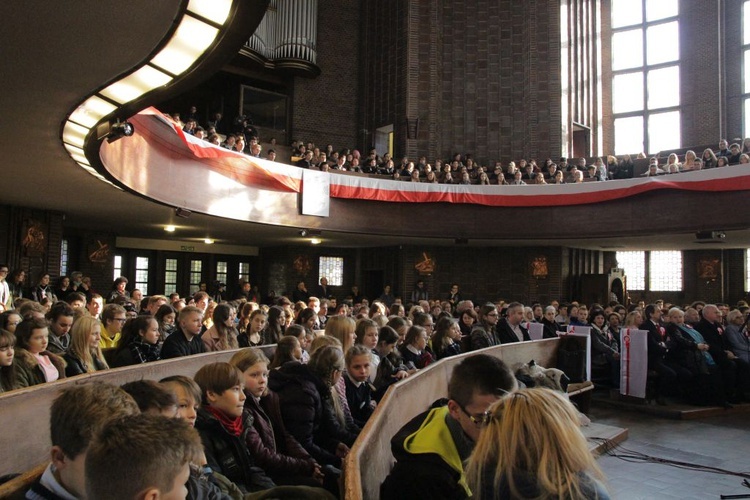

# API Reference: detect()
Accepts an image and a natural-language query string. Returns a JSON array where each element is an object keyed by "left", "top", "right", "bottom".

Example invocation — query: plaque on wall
[
  {"left": 22, "top": 219, "right": 47, "bottom": 257},
  {"left": 697, "top": 257, "right": 720, "bottom": 281},
  {"left": 414, "top": 252, "right": 435, "bottom": 275},
  {"left": 88, "top": 239, "right": 111, "bottom": 266},
  {"left": 531, "top": 256, "right": 548, "bottom": 279}
]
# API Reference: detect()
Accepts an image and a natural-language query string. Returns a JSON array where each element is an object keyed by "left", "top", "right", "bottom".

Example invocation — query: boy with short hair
[
  {"left": 121, "top": 379, "right": 178, "bottom": 417},
  {"left": 161, "top": 306, "right": 206, "bottom": 359},
  {"left": 194, "top": 362, "right": 276, "bottom": 493},
  {"left": 26, "top": 383, "right": 140, "bottom": 499},
  {"left": 85, "top": 414, "right": 202, "bottom": 500}
]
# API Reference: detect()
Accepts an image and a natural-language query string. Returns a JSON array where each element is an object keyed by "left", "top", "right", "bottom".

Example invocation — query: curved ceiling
[{"left": 1, "top": 2, "right": 749, "bottom": 251}]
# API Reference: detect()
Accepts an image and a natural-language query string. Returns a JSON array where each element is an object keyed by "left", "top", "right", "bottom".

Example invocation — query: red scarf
[{"left": 206, "top": 406, "right": 243, "bottom": 437}]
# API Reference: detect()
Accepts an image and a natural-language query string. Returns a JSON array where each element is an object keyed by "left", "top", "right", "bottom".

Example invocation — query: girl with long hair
[
  {"left": 0, "top": 329, "right": 17, "bottom": 392},
  {"left": 263, "top": 305, "right": 286, "bottom": 345},
  {"left": 111, "top": 316, "right": 161, "bottom": 367},
  {"left": 201, "top": 303, "right": 239, "bottom": 351},
  {"left": 466, "top": 389, "right": 609, "bottom": 499},
  {"left": 13, "top": 318, "right": 66, "bottom": 387},
  {"left": 64, "top": 316, "right": 108, "bottom": 376},
  {"left": 154, "top": 303, "right": 177, "bottom": 343},
  {"left": 432, "top": 316, "right": 462, "bottom": 360},
  {"left": 239, "top": 309, "right": 267, "bottom": 347}
]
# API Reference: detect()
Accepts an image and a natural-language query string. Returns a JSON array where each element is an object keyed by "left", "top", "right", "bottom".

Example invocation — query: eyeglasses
[
  {"left": 458, "top": 405, "right": 492, "bottom": 427},
  {"left": 486, "top": 313, "right": 499, "bottom": 317}
]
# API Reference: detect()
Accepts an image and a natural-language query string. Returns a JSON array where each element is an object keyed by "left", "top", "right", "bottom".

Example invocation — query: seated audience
[
  {"left": 85, "top": 414, "right": 202, "bottom": 500},
  {"left": 496, "top": 302, "right": 531, "bottom": 344},
  {"left": 229, "top": 348, "right": 325, "bottom": 488},
  {"left": 269, "top": 345, "right": 358, "bottom": 469},
  {"left": 194, "top": 362, "right": 277, "bottom": 493},
  {"left": 399, "top": 325, "right": 434, "bottom": 369},
  {"left": 344, "top": 344, "right": 376, "bottom": 427},
  {"left": 26, "top": 383, "right": 139, "bottom": 499},
  {"left": 432, "top": 316, "right": 462, "bottom": 360},
  {"left": 14, "top": 317, "right": 66, "bottom": 387},
  {"left": 465, "top": 388, "right": 609, "bottom": 499},
  {"left": 45, "top": 302, "right": 75, "bottom": 355},
  {"left": 99, "top": 303, "right": 126, "bottom": 348},
  {"left": 239, "top": 309, "right": 267, "bottom": 347},
  {"left": 589, "top": 308, "right": 620, "bottom": 387},
  {"left": 381, "top": 355, "right": 517, "bottom": 499},
  {"left": 0, "top": 328, "right": 17, "bottom": 392},
  {"left": 202, "top": 303, "right": 240, "bottom": 352},
  {"left": 161, "top": 305, "right": 206, "bottom": 359},
  {"left": 269, "top": 335, "right": 303, "bottom": 369},
  {"left": 471, "top": 303, "right": 502, "bottom": 350},
  {"left": 725, "top": 309, "right": 750, "bottom": 364},
  {"left": 64, "top": 316, "right": 109, "bottom": 377},
  {"left": 111, "top": 315, "right": 161, "bottom": 367},
  {"left": 154, "top": 303, "right": 177, "bottom": 343}
]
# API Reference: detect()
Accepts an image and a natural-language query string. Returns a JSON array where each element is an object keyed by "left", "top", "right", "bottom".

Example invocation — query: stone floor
[{"left": 590, "top": 403, "right": 750, "bottom": 499}]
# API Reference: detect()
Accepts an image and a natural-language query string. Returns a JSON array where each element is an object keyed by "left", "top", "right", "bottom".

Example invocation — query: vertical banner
[
  {"left": 620, "top": 328, "right": 648, "bottom": 398},
  {"left": 527, "top": 322, "right": 544, "bottom": 341},
  {"left": 301, "top": 169, "right": 330, "bottom": 217}
]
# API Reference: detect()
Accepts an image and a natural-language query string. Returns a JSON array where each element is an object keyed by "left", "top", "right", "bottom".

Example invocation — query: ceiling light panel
[
  {"left": 68, "top": 95, "right": 117, "bottom": 128},
  {"left": 62, "top": 121, "right": 90, "bottom": 148},
  {"left": 99, "top": 65, "right": 172, "bottom": 104},
  {"left": 150, "top": 16, "right": 219, "bottom": 75},
  {"left": 187, "top": 0, "right": 232, "bottom": 25}
]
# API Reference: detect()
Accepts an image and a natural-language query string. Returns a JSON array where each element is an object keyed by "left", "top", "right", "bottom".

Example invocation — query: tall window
[
  {"left": 649, "top": 251, "right": 682, "bottom": 291},
  {"left": 113, "top": 255, "right": 123, "bottom": 282},
  {"left": 164, "top": 259, "right": 178, "bottom": 296},
  {"left": 319, "top": 256, "right": 344, "bottom": 286},
  {"left": 216, "top": 261, "right": 228, "bottom": 286},
  {"left": 743, "top": 1, "right": 750, "bottom": 135},
  {"left": 135, "top": 257, "right": 149, "bottom": 295},
  {"left": 60, "top": 239, "right": 69, "bottom": 277},
  {"left": 189, "top": 260, "right": 202, "bottom": 295},
  {"left": 611, "top": 0, "right": 680, "bottom": 155},
  {"left": 616, "top": 251, "right": 646, "bottom": 290},
  {"left": 238, "top": 262, "right": 250, "bottom": 284},
  {"left": 746, "top": 249, "right": 750, "bottom": 291}
]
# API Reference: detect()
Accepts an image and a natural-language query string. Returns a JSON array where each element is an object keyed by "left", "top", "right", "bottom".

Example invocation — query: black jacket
[
  {"left": 496, "top": 318, "right": 530, "bottom": 344},
  {"left": 195, "top": 408, "right": 275, "bottom": 494},
  {"left": 268, "top": 362, "right": 357, "bottom": 467},
  {"left": 343, "top": 374, "right": 374, "bottom": 427},
  {"left": 63, "top": 352, "right": 106, "bottom": 377},
  {"left": 161, "top": 328, "right": 206, "bottom": 359},
  {"left": 642, "top": 320, "right": 668, "bottom": 368},
  {"left": 694, "top": 318, "right": 729, "bottom": 364}
]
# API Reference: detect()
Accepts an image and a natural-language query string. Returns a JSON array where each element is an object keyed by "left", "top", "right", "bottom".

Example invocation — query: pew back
[
  {"left": 0, "top": 346, "right": 275, "bottom": 477},
  {"left": 343, "top": 338, "right": 560, "bottom": 500}
]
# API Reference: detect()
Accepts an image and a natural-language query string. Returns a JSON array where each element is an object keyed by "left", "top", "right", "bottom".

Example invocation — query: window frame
[{"left": 611, "top": 1, "right": 681, "bottom": 155}]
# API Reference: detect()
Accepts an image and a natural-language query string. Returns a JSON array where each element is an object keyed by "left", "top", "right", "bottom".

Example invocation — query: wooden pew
[
  {"left": 343, "top": 338, "right": 569, "bottom": 500},
  {"left": 0, "top": 345, "right": 276, "bottom": 479}
]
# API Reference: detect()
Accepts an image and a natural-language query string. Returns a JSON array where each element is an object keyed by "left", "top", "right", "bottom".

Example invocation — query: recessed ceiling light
[
  {"left": 310, "top": 238, "right": 322, "bottom": 245},
  {"left": 204, "top": 238, "right": 215, "bottom": 244},
  {"left": 164, "top": 225, "right": 176, "bottom": 232}
]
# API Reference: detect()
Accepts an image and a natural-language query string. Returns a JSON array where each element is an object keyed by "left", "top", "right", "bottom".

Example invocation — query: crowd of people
[
  {"left": 2, "top": 260, "right": 749, "bottom": 498},
  {"left": 169, "top": 106, "right": 750, "bottom": 187}
]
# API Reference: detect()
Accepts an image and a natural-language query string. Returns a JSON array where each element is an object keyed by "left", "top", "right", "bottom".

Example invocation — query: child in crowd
[
  {"left": 202, "top": 303, "right": 239, "bottom": 352},
  {"left": 432, "top": 316, "right": 463, "bottom": 360},
  {"left": 14, "top": 317, "right": 66, "bottom": 387},
  {"left": 285, "top": 324, "right": 311, "bottom": 363},
  {"left": 355, "top": 318, "right": 380, "bottom": 374},
  {"left": 64, "top": 316, "right": 108, "bottom": 377},
  {"left": 161, "top": 306, "right": 206, "bottom": 359},
  {"left": 399, "top": 325, "right": 434, "bottom": 369},
  {"left": 194, "top": 362, "right": 277, "bottom": 493},
  {"left": 26, "top": 383, "right": 139, "bottom": 499},
  {"left": 229, "top": 348, "right": 325, "bottom": 488},
  {"left": 154, "top": 303, "right": 177, "bottom": 343},
  {"left": 269, "top": 335, "right": 303, "bottom": 369},
  {"left": 344, "top": 345, "right": 376, "bottom": 427},
  {"left": 111, "top": 316, "right": 161, "bottom": 367},
  {"left": 0, "top": 329, "right": 17, "bottom": 392},
  {"left": 269, "top": 345, "right": 358, "bottom": 470},
  {"left": 120, "top": 379, "right": 178, "bottom": 417},
  {"left": 239, "top": 310, "right": 267, "bottom": 347},
  {"left": 85, "top": 414, "right": 202, "bottom": 500}
]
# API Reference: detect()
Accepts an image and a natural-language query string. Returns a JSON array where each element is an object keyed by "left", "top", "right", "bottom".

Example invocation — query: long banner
[
  {"left": 131, "top": 107, "right": 750, "bottom": 208},
  {"left": 620, "top": 328, "right": 648, "bottom": 398}
]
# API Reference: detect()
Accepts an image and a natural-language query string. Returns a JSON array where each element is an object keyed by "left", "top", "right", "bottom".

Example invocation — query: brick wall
[{"left": 290, "top": 0, "right": 361, "bottom": 151}]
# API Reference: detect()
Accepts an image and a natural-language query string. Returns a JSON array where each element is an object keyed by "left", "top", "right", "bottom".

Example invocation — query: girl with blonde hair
[
  {"left": 466, "top": 388, "right": 609, "bottom": 499},
  {"left": 64, "top": 315, "right": 109, "bottom": 376}
]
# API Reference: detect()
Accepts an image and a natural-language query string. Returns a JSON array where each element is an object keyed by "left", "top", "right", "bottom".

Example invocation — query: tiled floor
[{"left": 590, "top": 404, "right": 750, "bottom": 499}]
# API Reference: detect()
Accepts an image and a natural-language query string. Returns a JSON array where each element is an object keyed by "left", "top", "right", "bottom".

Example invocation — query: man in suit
[
  {"left": 496, "top": 302, "right": 530, "bottom": 344},
  {"left": 695, "top": 304, "right": 746, "bottom": 403},
  {"left": 312, "top": 277, "right": 330, "bottom": 300}
]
